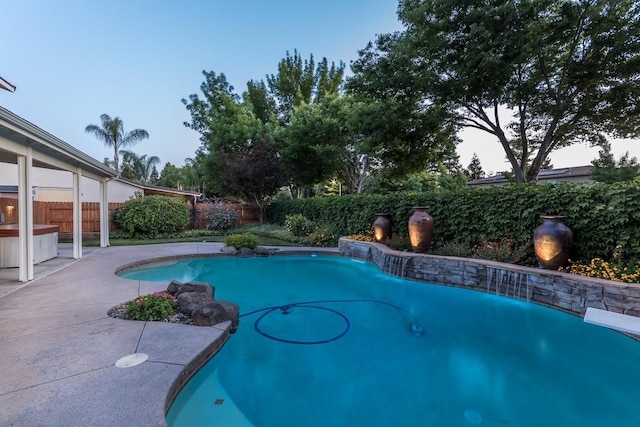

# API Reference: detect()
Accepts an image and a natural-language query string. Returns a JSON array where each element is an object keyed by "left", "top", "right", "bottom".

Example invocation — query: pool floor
[{"left": 122, "top": 256, "right": 640, "bottom": 426}]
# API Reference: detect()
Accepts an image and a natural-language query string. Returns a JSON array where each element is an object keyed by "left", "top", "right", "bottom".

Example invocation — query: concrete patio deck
[{"left": 0, "top": 242, "right": 239, "bottom": 426}]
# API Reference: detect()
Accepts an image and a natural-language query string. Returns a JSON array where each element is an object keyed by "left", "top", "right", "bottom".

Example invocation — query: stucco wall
[{"left": 1, "top": 163, "right": 138, "bottom": 202}]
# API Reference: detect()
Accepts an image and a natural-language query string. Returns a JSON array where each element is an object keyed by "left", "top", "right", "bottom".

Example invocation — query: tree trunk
[
  {"left": 356, "top": 154, "right": 369, "bottom": 194},
  {"left": 496, "top": 130, "right": 526, "bottom": 184}
]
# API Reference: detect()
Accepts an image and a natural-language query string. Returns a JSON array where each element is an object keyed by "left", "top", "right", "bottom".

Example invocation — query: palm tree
[
  {"left": 138, "top": 154, "right": 161, "bottom": 184},
  {"left": 85, "top": 114, "right": 149, "bottom": 175}
]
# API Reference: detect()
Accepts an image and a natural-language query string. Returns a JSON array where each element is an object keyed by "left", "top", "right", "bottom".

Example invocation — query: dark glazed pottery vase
[
  {"left": 408, "top": 206, "right": 434, "bottom": 253},
  {"left": 373, "top": 213, "right": 392, "bottom": 242},
  {"left": 533, "top": 215, "right": 573, "bottom": 270}
]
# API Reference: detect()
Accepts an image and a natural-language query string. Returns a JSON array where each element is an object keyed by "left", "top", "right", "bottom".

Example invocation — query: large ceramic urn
[
  {"left": 533, "top": 215, "right": 573, "bottom": 270},
  {"left": 408, "top": 206, "right": 434, "bottom": 253},
  {"left": 373, "top": 213, "right": 392, "bottom": 242}
]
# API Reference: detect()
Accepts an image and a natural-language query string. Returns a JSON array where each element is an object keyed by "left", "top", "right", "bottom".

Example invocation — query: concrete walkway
[{"left": 0, "top": 243, "right": 233, "bottom": 426}]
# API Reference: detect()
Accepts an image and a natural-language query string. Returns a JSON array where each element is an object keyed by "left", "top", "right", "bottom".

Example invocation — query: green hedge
[
  {"left": 268, "top": 180, "right": 640, "bottom": 263},
  {"left": 112, "top": 194, "right": 190, "bottom": 238}
]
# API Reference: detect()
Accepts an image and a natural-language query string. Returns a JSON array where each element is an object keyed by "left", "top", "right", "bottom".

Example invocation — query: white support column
[
  {"left": 17, "top": 149, "right": 34, "bottom": 281},
  {"left": 72, "top": 168, "right": 83, "bottom": 259},
  {"left": 99, "top": 179, "right": 110, "bottom": 247}
]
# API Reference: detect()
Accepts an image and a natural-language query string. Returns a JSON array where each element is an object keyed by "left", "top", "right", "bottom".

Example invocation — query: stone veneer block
[
  {"left": 552, "top": 281, "right": 575, "bottom": 294},
  {"left": 603, "top": 294, "right": 640, "bottom": 311},
  {"left": 338, "top": 238, "right": 640, "bottom": 320}
]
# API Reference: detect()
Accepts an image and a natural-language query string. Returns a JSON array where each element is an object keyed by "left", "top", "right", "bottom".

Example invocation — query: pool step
[{"left": 584, "top": 307, "right": 640, "bottom": 335}]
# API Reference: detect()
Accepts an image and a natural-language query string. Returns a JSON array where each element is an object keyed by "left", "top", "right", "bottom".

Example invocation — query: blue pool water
[{"left": 120, "top": 256, "right": 640, "bottom": 426}]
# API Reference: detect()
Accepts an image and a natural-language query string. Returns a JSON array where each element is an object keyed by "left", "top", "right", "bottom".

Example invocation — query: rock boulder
[
  {"left": 177, "top": 292, "right": 213, "bottom": 315},
  {"left": 191, "top": 301, "right": 240, "bottom": 331}
]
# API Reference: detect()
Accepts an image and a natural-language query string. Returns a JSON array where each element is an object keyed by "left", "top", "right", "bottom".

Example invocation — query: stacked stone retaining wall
[{"left": 339, "top": 237, "right": 640, "bottom": 318}]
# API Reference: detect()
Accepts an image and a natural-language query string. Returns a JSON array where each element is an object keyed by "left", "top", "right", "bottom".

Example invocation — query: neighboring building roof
[
  {"left": 468, "top": 165, "right": 594, "bottom": 187},
  {"left": 537, "top": 165, "right": 594, "bottom": 179},
  {"left": 114, "top": 176, "right": 201, "bottom": 198},
  {"left": 0, "top": 76, "right": 16, "bottom": 93}
]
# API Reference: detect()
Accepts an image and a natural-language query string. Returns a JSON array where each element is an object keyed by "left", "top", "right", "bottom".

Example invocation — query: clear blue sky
[{"left": 2, "top": 0, "right": 638, "bottom": 175}]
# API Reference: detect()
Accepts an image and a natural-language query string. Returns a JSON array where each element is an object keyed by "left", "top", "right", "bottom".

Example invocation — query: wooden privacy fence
[
  {"left": 192, "top": 201, "right": 260, "bottom": 228},
  {"left": 0, "top": 197, "right": 260, "bottom": 232},
  {"left": 35, "top": 202, "right": 124, "bottom": 232},
  {"left": 0, "top": 198, "right": 123, "bottom": 232}
]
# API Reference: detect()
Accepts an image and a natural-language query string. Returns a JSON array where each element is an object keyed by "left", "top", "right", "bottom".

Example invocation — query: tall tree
[
  {"left": 218, "top": 138, "right": 285, "bottom": 223},
  {"left": 439, "top": 153, "right": 465, "bottom": 176},
  {"left": 149, "top": 165, "right": 159, "bottom": 184},
  {"left": 266, "top": 50, "right": 345, "bottom": 124},
  {"left": 244, "top": 80, "right": 276, "bottom": 125},
  {"left": 85, "top": 114, "right": 149, "bottom": 175},
  {"left": 157, "top": 162, "right": 182, "bottom": 189},
  {"left": 467, "top": 153, "right": 486, "bottom": 180},
  {"left": 278, "top": 97, "right": 348, "bottom": 196},
  {"left": 181, "top": 156, "right": 208, "bottom": 192},
  {"left": 344, "top": 94, "right": 459, "bottom": 181},
  {"left": 280, "top": 94, "right": 458, "bottom": 195},
  {"left": 183, "top": 53, "right": 345, "bottom": 198},
  {"left": 348, "top": 0, "right": 640, "bottom": 183},
  {"left": 591, "top": 142, "right": 640, "bottom": 183},
  {"left": 119, "top": 151, "right": 138, "bottom": 180},
  {"left": 183, "top": 71, "right": 267, "bottom": 194}
]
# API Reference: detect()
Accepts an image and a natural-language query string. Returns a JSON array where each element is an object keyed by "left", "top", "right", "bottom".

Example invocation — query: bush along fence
[
  {"left": 0, "top": 197, "right": 260, "bottom": 234},
  {"left": 192, "top": 201, "right": 260, "bottom": 229},
  {"left": 268, "top": 180, "right": 640, "bottom": 264}
]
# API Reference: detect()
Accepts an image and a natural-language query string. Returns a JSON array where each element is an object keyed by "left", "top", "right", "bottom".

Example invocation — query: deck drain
[{"left": 115, "top": 353, "right": 149, "bottom": 368}]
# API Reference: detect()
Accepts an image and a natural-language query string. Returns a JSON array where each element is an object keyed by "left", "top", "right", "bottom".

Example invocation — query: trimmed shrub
[
  {"left": 284, "top": 214, "right": 314, "bottom": 237},
  {"left": 225, "top": 233, "right": 259, "bottom": 250},
  {"left": 308, "top": 223, "right": 340, "bottom": 247},
  {"left": 205, "top": 202, "right": 239, "bottom": 231},
  {"left": 112, "top": 194, "right": 190, "bottom": 238}
]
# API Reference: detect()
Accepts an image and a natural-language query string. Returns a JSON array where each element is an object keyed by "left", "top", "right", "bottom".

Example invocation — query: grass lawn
[{"left": 65, "top": 224, "right": 303, "bottom": 248}]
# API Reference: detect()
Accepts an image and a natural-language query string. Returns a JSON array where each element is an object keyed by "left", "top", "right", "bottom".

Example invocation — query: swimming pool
[{"left": 120, "top": 255, "right": 640, "bottom": 426}]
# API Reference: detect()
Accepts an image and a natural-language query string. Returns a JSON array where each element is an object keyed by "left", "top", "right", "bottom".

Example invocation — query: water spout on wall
[
  {"left": 351, "top": 243, "right": 371, "bottom": 260},
  {"left": 381, "top": 253, "right": 409, "bottom": 278},
  {"left": 486, "top": 267, "right": 537, "bottom": 302}
]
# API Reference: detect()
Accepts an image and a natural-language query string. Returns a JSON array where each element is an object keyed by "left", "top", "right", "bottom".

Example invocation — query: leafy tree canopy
[
  {"left": 119, "top": 151, "right": 160, "bottom": 184},
  {"left": 157, "top": 162, "right": 182, "bottom": 189},
  {"left": 218, "top": 138, "right": 285, "bottom": 223},
  {"left": 182, "top": 71, "right": 268, "bottom": 194},
  {"left": 347, "top": 0, "right": 640, "bottom": 183},
  {"left": 266, "top": 50, "right": 345, "bottom": 124},
  {"left": 183, "top": 53, "right": 345, "bottom": 198},
  {"left": 591, "top": 141, "right": 640, "bottom": 183},
  {"left": 184, "top": 50, "right": 459, "bottom": 199}
]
